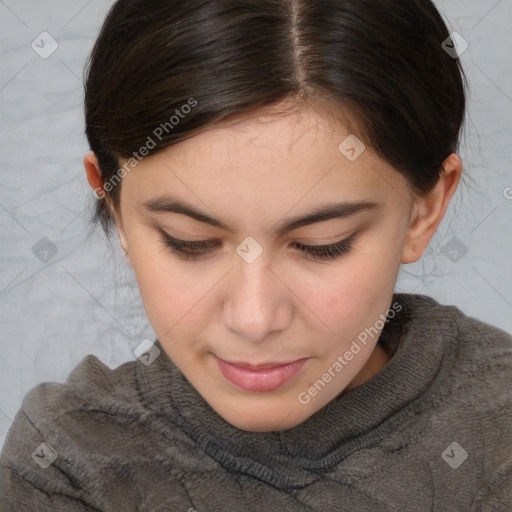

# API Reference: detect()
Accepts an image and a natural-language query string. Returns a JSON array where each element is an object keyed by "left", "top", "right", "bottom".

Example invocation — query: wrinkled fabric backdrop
[{"left": 1, "top": 0, "right": 511, "bottom": 449}]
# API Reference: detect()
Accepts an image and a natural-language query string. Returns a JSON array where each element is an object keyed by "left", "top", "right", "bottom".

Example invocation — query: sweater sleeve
[{"left": 0, "top": 392, "right": 99, "bottom": 512}]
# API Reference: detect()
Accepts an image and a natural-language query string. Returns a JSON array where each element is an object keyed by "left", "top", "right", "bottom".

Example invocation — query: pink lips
[{"left": 216, "top": 357, "right": 308, "bottom": 392}]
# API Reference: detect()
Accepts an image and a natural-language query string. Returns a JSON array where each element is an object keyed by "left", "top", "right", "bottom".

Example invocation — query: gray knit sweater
[{"left": 1, "top": 293, "right": 511, "bottom": 511}]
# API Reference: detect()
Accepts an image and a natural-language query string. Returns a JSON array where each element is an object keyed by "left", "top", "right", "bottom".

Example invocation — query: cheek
[
  {"left": 130, "top": 249, "right": 202, "bottom": 335},
  {"left": 313, "top": 244, "right": 398, "bottom": 339}
]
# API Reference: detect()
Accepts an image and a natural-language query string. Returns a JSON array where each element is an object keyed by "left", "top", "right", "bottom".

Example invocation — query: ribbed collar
[{"left": 136, "top": 293, "right": 454, "bottom": 489}]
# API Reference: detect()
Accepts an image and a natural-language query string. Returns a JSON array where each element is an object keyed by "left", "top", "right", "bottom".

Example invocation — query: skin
[{"left": 84, "top": 101, "right": 462, "bottom": 432}]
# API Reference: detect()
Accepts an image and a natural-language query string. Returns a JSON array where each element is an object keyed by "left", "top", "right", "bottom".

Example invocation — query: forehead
[
  {"left": 172, "top": 104, "right": 356, "bottom": 162},
  {"left": 119, "top": 103, "right": 412, "bottom": 215},
  {"left": 133, "top": 105, "right": 362, "bottom": 185}
]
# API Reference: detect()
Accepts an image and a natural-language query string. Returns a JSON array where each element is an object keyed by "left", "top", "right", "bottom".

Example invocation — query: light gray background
[{"left": 1, "top": 0, "right": 511, "bottom": 450}]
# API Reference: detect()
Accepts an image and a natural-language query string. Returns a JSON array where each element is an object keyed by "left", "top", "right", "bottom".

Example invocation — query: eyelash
[{"left": 159, "top": 230, "right": 358, "bottom": 262}]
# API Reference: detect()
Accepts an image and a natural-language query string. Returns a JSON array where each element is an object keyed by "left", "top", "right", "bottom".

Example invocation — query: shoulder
[
  {"left": 397, "top": 292, "right": 512, "bottom": 364},
  {"left": 411, "top": 297, "right": 512, "bottom": 447},
  {"left": 438, "top": 299, "right": 512, "bottom": 421},
  {"left": 0, "top": 352, "right": 201, "bottom": 508},
  {"left": 21, "top": 353, "right": 140, "bottom": 418},
  {"left": 427, "top": 295, "right": 512, "bottom": 375},
  {"left": 394, "top": 292, "right": 512, "bottom": 422},
  {"left": 0, "top": 354, "right": 144, "bottom": 501}
]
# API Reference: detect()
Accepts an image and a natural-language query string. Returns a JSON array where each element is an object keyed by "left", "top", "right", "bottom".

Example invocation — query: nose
[{"left": 222, "top": 249, "right": 292, "bottom": 343}]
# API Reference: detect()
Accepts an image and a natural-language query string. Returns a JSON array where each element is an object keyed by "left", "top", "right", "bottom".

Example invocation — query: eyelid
[
  {"left": 158, "top": 226, "right": 360, "bottom": 251},
  {"left": 158, "top": 227, "right": 361, "bottom": 263},
  {"left": 157, "top": 224, "right": 358, "bottom": 244},
  {"left": 159, "top": 230, "right": 217, "bottom": 246},
  {"left": 295, "top": 230, "right": 358, "bottom": 246},
  {"left": 156, "top": 225, "right": 213, "bottom": 240},
  {"left": 292, "top": 229, "right": 356, "bottom": 245}
]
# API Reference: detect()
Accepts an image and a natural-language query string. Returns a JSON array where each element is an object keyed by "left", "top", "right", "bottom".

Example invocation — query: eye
[
  {"left": 159, "top": 232, "right": 220, "bottom": 261},
  {"left": 158, "top": 230, "right": 359, "bottom": 262},
  {"left": 290, "top": 232, "right": 358, "bottom": 261}
]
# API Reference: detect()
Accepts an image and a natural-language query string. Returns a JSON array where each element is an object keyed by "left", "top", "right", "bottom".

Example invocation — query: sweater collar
[{"left": 136, "top": 293, "right": 451, "bottom": 489}]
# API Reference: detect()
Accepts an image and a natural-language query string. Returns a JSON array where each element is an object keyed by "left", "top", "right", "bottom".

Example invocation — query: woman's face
[{"left": 101, "top": 105, "right": 423, "bottom": 431}]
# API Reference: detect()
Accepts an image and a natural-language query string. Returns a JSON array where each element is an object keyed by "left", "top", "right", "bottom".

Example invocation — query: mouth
[{"left": 215, "top": 356, "right": 309, "bottom": 392}]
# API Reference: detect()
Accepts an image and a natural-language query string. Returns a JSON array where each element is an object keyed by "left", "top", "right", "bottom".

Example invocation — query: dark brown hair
[{"left": 84, "top": 0, "right": 468, "bottom": 239}]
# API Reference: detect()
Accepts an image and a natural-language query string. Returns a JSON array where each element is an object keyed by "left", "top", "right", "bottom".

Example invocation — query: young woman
[{"left": 1, "top": 0, "right": 511, "bottom": 510}]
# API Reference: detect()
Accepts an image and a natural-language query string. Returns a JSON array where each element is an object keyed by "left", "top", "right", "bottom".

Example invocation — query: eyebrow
[{"left": 143, "top": 196, "right": 380, "bottom": 236}]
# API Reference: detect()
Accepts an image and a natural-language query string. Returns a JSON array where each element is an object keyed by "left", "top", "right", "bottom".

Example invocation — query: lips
[
  {"left": 216, "top": 356, "right": 308, "bottom": 392},
  {"left": 228, "top": 360, "right": 299, "bottom": 370}
]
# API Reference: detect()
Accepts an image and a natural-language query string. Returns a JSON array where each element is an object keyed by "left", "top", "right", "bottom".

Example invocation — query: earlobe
[
  {"left": 401, "top": 202, "right": 421, "bottom": 264},
  {"left": 401, "top": 153, "right": 462, "bottom": 264},
  {"left": 401, "top": 199, "right": 431, "bottom": 264},
  {"left": 112, "top": 209, "right": 131, "bottom": 264},
  {"left": 117, "top": 228, "right": 128, "bottom": 255}
]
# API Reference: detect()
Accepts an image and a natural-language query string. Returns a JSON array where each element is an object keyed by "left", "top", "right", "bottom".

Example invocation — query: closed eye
[{"left": 158, "top": 228, "right": 359, "bottom": 262}]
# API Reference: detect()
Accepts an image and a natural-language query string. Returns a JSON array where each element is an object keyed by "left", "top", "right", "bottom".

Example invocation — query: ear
[
  {"left": 84, "top": 151, "right": 129, "bottom": 255},
  {"left": 84, "top": 150, "right": 104, "bottom": 198},
  {"left": 401, "top": 153, "right": 462, "bottom": 264}
]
